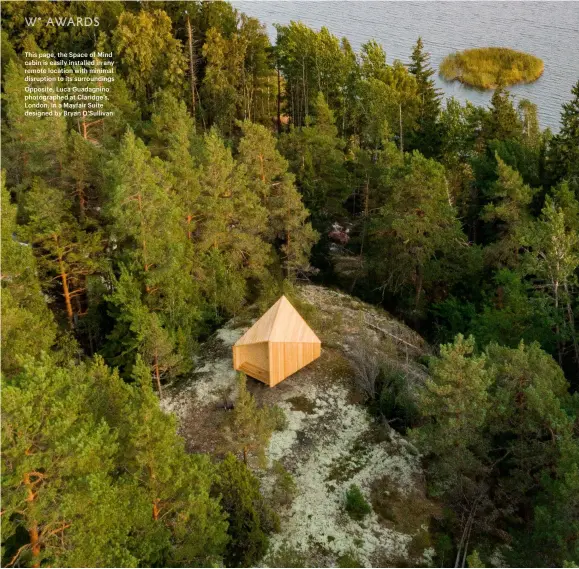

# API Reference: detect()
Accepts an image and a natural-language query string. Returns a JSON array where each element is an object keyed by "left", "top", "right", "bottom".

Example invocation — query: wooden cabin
[{"left": 232, "top": 296, "right": 321, "bottom": 387}]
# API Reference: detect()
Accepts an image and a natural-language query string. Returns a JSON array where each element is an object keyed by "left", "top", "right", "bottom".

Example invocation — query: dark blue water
[{"left": 232, "top": 1, "right": 579, "bottom": 131}]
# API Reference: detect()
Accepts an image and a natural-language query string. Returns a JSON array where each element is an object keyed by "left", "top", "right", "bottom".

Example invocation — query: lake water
[{"left": 231, "top": 1, "right": 579, "bottom": 131}]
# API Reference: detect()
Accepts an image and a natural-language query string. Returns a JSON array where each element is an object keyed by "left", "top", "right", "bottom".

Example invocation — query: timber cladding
[
  {"left": 268, "top": 341, "right": 322, "bottom": 386},
  {"left": 232, "top": 296, "right": 321, "bottom": 387}
]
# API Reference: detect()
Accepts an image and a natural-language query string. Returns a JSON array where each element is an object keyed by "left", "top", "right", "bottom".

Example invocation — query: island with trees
[{"left": 440, "top": 47, "right": 544, "bottom": 89}]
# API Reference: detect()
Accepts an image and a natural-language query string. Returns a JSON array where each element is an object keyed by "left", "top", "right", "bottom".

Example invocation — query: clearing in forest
[{"left": 161, "top": 285, "right": 438, "bottom": 567}]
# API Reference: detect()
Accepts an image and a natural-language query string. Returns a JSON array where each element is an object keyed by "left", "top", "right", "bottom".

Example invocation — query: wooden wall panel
[
  {"left": 269, "top": 342, "right": 321, "bottom": 386},
  {"left": 233, "top": 342, "right": 270, "bottom": 385},
  {"left": 235, "top": 341, "right": 321, "bottom": 387},
  {"left": 268, "top": 342, "right": 277, "bottom": 386}
]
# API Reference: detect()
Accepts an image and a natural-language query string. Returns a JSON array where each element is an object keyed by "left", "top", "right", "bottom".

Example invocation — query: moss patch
[
  {"left": 370, "top": 475, "right": 441, "bottom": 535},
  {"left": 326, "top": 437, "right": 371, "bottom": 483},
  {"left": 287, "top": 395, "right": 317, "bottom": 414},
  {"left": 337, "top": 551, "right": 364, "bottom": 567}
]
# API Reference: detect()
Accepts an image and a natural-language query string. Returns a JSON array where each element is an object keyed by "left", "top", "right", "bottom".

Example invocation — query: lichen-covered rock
[{"left": 160, "top": 285, "right": 437, "bottom": 567}]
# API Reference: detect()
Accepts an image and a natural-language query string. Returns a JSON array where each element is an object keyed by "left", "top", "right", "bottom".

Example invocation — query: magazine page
[{"left": 1, "top": 1, "right": 578, "bottom": 568}]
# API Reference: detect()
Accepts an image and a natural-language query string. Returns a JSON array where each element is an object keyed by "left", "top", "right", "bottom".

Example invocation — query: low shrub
[
  {"left": 337, "top": 551, "right": 364, "bottom": 567},
  {"left": 262, "top": 541, "right": 309, "bottom": 568},
  {"left": 346, "top": 334, "right": 383, "bottom": 401},
  {"left": 345, "top": 484, "right": 372, "bottom": 520},
  {"left": 270, "top": 404, "right": 288, "bottom": 431},
  {"left": 377, "top": 363, "right": 419, "bottom": 433},
  {"left": 271, "top": 460, "right": 297, "bottom": 508}
]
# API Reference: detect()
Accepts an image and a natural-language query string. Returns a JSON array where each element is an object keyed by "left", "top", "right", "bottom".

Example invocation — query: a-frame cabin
[{"left": 232, "top": 296, "right": 321, "bottom": 387}]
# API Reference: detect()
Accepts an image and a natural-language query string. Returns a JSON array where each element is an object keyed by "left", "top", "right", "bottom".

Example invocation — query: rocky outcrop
[{"left": 161, "top": 285, "right": 436, "bottom": 567}]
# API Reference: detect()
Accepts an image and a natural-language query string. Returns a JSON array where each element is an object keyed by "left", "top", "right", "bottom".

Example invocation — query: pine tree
[
  {"left": 113, "top": 9, "right": 186, "bottom": 104},
  {"left": 368, "top": 152, "right": 469, "bottom": 311},
  {"left": 408, "top": 37, "right": 442, "bottom": 157},
  {"left": 411, "top": 335, "right": 577, "bottom": 567},
  {"left": 550, "top": 181, "right": 579, "bottom": 232},
  {"left": 100, "top": 71, "right": 141, "bottom": 147},
  {"left": 547, "top": 80, "right": 579, "bottom": 191},
  {"left": 21, "top": 180, "right": 103, "bottom": 329},
  {"left": 2, "top": 355, "right": 230, "bottom": 567},
  {"left": 274, "top": 22, "right": 352, "bottom": 128},
  {"left": 525, "top": 436, "right": 579, "bottom": 567},
  {"left": 485, "top": 86, "right": 523, "bottom": 142},
  {"left": 485, "top": 341, "right": 574, "bottom": 503},
  {"left": 122, "top": 358, "right": 229, "bottom": 565},
  {"left": 279, "top": 93, "right": 350, "bottom": 224},
  {"left": 357, "top": 43, "right": 421, "bottom": 152},
  {"left": 201, "top": 27, "right": 242, "bottom": 134},
  {"left": 195, "top": 128, "right": 272, "bottom": 313},
  {"left": 471, "top": 269, "right": 555, "bottom": 352},
  {"left": 68, "top": 35, "right": 140, "bottom": 149},
  {"left": 1, "top": 358, "right": 140, "bottom": 568},
  {"left": 148, "top": 90, "right": 202, "bottom": 241},
  {"left": 481, "top": 155, "right": 535, "bottom": 268},
  {"left": 63, "top": 130, "right": 103, "bottom": 220},
  {"left": 227, "top": 373, "right": 275, "bottom": 466},
  {"left": 1, "top": 177, "right": 56, "bottom": 374},
  {"left": 410, "top": 335, "right": 491, "bottom": 494},
  {"left": 2, "top": 59, "right": 67, "bottom": 192},
  {"left": 440, "top": 97, "right": 478, "bottom": 160},
  {"left": 105, "top": 128, "right": 200, "bottom": 384},
  {"left": 106, "top": 129, "right": 190, "bottom": 301},
  {"left": 238, "top": 15, "right": 277, "bottom": 126},
  {"left": 237, "top": 120, "right": 318, "bottom": 277},
  {"left": 213, "top": 453, "right": 277, "bottom": 567},
  {"left": 518, "top": 99, "right": 541, "bottom": 148},
  {"left": 103, "top": 268, "right": 184, "bottom": 391}
]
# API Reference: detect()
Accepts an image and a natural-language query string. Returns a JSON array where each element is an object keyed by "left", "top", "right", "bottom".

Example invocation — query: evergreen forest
[{"left": 1, "top": 1, "right": 578, "bottom": 567}]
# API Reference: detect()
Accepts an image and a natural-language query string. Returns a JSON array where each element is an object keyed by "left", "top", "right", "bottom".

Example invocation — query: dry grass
[{"left": 440, "top": 47, "right": 544, "bottom": 89}]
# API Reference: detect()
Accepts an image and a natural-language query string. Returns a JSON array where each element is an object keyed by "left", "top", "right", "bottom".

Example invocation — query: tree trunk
[
  {"left": 258, "top": 153, "right": 266, "bottom": 183},
  {"left": 285, "top": 229, "right": 291, "bottom": 279},
  {"left": 186, "top": 213, "right": 192, "bottom": 240},
  {"left": 563, "top": 282, "right": 579, "bottom": 372},
  {"left": 277, "top": 65, "right": 282, "bottom": 133},
  {"left": 76, "top": 180, "right": 86, "bottom": 218},
  {"left": 186, "top": 13, "right": 196, "bottom": 130},
  {"left": 152, "top": 499, "right": 160, "bottom": 521},
  {"left": 302, "top": 57, "right": 308, "bottom": 125},
  {"left": 137, "top": 192, "right": 151, "bottom": 293},
  {"left": 29, "top": 524, "right": 40, "bottom": 568},
  {"left": 243, "top": 446, "right": 248, "bottom": 465},
  {"left": 23, "top": 473, "right": 41, "bottom": 568},
  {"left": 359, "top": 175, "right": 370, "bottom": 257},
  {"left": 414, "top": 266, "right": 423, "bottom": 310},
  {"left": 554, "top": 279, "right": 563, "bottom": 365},
  {"left": 54, "top": 235, "right": 74, "bottom": 329},
  {"left": 399, "top": 103, "right": 404, "bottom": 153},
  {"left": 154, "top": 350, "right": 162, "bottom": 397}
]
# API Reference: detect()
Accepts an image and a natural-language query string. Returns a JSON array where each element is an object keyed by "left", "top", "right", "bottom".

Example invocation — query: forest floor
[{"left": 161, "top": 285, "right": 439, "bottom": 568}]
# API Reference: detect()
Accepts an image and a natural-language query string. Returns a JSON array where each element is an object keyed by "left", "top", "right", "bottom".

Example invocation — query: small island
[{"left": 439, "top": 47, "right": 544, "bottom": 89}]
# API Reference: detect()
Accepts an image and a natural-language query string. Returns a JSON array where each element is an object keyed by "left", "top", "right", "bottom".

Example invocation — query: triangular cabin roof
[{"left": 234, "top": 296, "right": 321, "bottom": 346}]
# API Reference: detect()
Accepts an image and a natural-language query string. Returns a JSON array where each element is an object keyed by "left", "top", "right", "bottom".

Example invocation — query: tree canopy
[{"left": 1, "top": 2, "right": 578, "bottom": 567}]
